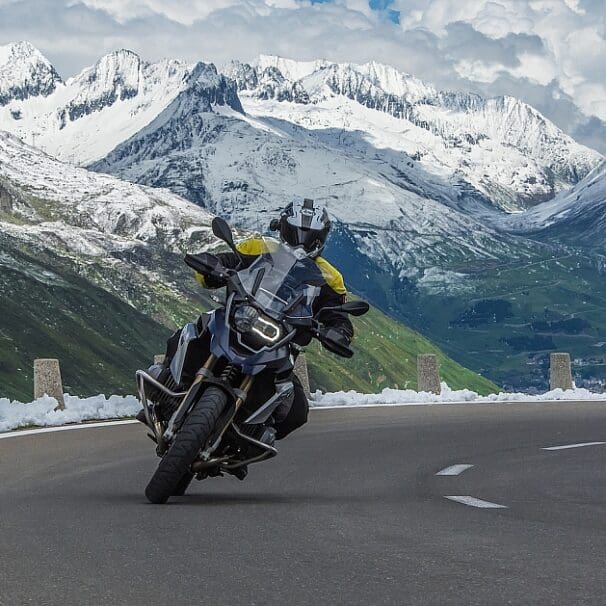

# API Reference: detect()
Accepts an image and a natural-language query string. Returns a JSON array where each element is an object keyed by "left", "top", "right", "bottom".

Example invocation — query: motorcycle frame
[{"left": 137, "top": 357, "right": 279, "bottom": 473}]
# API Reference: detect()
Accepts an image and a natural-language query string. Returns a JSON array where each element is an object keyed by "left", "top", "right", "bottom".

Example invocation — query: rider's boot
[{"left": 259, "top": 426, "right": 276, "bottom": 447}]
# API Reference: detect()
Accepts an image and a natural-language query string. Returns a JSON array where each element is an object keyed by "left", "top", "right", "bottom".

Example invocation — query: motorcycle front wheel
[{"left": 145, "top": 386, "right": 228, "bottom": 504}]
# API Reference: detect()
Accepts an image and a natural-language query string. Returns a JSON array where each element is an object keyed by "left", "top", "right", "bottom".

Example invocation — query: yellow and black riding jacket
[{"left": 194, "top": 237, "right": 353, "bottom": 343}]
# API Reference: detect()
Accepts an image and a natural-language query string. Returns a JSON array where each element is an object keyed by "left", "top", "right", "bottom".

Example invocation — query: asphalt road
[{"left": 1, "top": 401, "right": 605, "bottom": 606}]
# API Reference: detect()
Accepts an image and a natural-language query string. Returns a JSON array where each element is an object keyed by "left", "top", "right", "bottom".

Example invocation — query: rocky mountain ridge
[
  {"left": 0, "top": 43, "right": 241, "bottom": 164},
  {"left": 0, "top": 41, "right": 61, "bottom": 106},
  {"left": 227, "top": 55, "right": 600, "bottom": 210}
]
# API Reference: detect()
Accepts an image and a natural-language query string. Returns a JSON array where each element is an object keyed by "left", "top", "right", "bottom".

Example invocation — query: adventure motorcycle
[{"left": 137, "top": 217, "right": 369, "bottom": 504}]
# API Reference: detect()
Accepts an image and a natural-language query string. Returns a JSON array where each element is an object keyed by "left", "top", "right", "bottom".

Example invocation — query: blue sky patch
[
  {"left": 310, "top": 0, "right": 400, "bottom": 24},
  {"left": 369, "top": 0, "right": 401, "bottom": 23}
]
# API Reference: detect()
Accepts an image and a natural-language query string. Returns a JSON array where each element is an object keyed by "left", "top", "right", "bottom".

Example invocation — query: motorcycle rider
[{"left": 145, "top": 198, "right": 353, "bottom": 441}]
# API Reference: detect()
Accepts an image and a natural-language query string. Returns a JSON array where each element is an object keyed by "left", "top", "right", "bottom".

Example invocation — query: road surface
[{"left": 1, "top": 401, "right": 605, "bottom": 605}]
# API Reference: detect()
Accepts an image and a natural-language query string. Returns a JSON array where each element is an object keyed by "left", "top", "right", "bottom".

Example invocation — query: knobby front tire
[
  {"left": 172, "top": 472, "right": 194, "bottom": 497},
  {"left": 145, "top": 386, "right": 228, "bottom": 504}
]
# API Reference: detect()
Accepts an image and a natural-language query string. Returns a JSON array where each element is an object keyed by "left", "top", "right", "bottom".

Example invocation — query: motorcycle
[{"left": 137, "top": 217, "right": 369, "bottom": 504}]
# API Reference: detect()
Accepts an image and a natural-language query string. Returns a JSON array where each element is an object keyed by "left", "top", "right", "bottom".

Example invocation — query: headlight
[
  {"left": 234, "top": 305, "right": 258, "bottom": 333},
  {"left": 251, "top": 314, "right": 281, "bottom": 343},
  {"left": 233, "top": 305, "right": 282, "bottom": 344}
]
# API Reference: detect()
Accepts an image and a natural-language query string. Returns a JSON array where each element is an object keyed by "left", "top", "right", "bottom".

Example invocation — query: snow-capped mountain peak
[
  {"left": 230, "top": 54, "right": 601, "bottom": 211},
  {"left": 0, "top": 41, "right": 62, "bottom": 106},
  {"left": 68, "top": 49, "right": 142, "bottom": 92},
  {"left": 246, "top": 55, "right": 435, "bottom": 105},
  {"left": 255, "top": 55, "right": 330, "bottom": 82},
  {"left": 0, "top": 48, "right": 242, "bottom": 165},
  {"left": 0, "top": 46, "right": 602, "bottom": 215},
  {"left": 358, "top": 60, "right": 434, "bottom": 101},
  {"left": 65, "top": 49, "right": 144, "bottom": 121}
]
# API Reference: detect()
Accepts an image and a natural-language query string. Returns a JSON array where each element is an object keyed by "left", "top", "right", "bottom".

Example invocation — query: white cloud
[
  {"left": 0, "top": 0, "right": 605, "bottom": 148},
  {"left": 393, "top": 0, "right": 606, "bottom": 122},
  {"left": 69, "top": 0, "right": 302, "bottom": 25}
]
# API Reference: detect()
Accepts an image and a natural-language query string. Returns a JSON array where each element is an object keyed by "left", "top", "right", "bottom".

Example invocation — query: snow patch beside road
[
  {"left": 0, "top": 394, "right": 140, "bottom": 433},
  {"left": 311, "top": 383, "right": 605, "bottom": 407},
  {"left": 0, "top": 384, "right": 604, "bottom": 434}
]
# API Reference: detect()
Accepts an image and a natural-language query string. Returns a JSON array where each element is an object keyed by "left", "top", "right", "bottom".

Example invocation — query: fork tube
[
  {"left": 191, "top": 354, "right": 218, "bottom": 386},
  {"left": 235, "top": 375, "right": 254, "bottom": 408},
  {"left": 201, "top": 353, "right": 218, "bottom": 372}
]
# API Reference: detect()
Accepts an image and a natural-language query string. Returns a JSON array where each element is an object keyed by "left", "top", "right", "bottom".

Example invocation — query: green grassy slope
[
  {"left": 0, "top": 235, "right": 497, "bottom": 401},
  {"left": 306, "top": 303, "right": 498, "bottom": 395},
  {"left": 327, "top": 230, "right": 606, "bottom": 392},
  {"left": 0, "top": 240, "right": 172, "bottom": 401}
]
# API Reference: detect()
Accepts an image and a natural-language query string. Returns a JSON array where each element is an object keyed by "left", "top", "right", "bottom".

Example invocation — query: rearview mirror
[
  {"left": 212, "top": 217, "right": 236, "bottom": 252},
  {"left": 184, "top": 252, "right": 221, "bottom": 275},
  {"left": 317, "top": 300, "right": 370, "bottom": 317},
  {"left": 340, "top": 301, "right": 370, "bottom": 316},
  {"left": 319, "top": 328, "right": 354, "bottom": 358}
]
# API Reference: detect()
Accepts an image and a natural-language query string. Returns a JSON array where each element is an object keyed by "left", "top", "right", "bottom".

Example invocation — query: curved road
[{"left": 1, "top": 402, "right": 605, "bottom": 605}]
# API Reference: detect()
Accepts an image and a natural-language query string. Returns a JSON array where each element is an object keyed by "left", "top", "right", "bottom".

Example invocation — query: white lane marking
[
  {"left": 542, "top": 441, "right": 606, "bottom": 451},
  {"left": 0, "top": 420, "right": 138, "bottom": 440},
  {"left": 436, "top": 464, "right": 474, "bottom": 476},
  {"left": 445, "top": 496, "right": 507, "bottom": 509}
]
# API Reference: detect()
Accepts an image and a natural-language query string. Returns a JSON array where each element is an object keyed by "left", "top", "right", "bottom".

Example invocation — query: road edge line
[{"left": 0, "top": 419, "right": 139, "bottom": 440}]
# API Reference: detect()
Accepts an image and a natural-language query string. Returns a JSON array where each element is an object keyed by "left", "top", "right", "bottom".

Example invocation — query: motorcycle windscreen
[{"left": 237, "top": 238, "right": 324, "bottom": 317}]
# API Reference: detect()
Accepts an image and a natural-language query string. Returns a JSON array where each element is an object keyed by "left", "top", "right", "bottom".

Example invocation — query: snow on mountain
[
  {"left": 502, "top": 159, "right": 606, "bottom": 251},
  {"left": 226, "top": 56, "right": 601, "bottom": 211},
  {"left": 0, "top": 46, "right": 241, "bottom": 165},
  {"left": 0, "top": 41, "right": 62, "bottom": 106},
  {"left": 0, "top": 44, "right": 599, "bottom": 212},
  {"left": 0, "top": 46, "right": 601, "bottom": 286},
  {"left": 0, "top": 130, "right": 215, "bottom": 260},
  {"left": 92, "top": 96, "right": 537, "bottom": 288}
]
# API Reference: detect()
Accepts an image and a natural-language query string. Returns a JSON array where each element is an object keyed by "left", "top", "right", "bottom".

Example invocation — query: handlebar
[{"left": 184, "top": 251, "right": 367, "bottom": 358}]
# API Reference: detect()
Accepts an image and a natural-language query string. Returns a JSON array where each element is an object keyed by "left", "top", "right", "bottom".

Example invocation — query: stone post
[
  {"left": 550, "top": 353, "right": 573, "bottom": 391},
  {"left": 154, "top": 354, "right": 166, "bottom": 365},
  {"left": 34, "top": 359, "right": 65, "bottom": 410},
  {"left": 294, "top": 353, "right": 311, "bottom": 400},
  {"left": 417, "top": 354, "right": 441, "bottom": 394}
]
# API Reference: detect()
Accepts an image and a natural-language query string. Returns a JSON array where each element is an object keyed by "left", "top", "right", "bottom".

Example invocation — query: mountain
[
  {"left": 0, "top": 131, "right": 496, "bottom": 400},
  {"left": 0, "top": 43, "right": 241, "bottom": 165},
  {"left": 501, "top": 160, "right": 606, "bottom": 253},
  {"left": 0, "top": 42, "right": 599, "bottom": 211},
  {"left": 226, "top": 55, "right": 600, "bottom": 211},
  {"left": 0, "top": 41, "right": 61, "bottom": 105},
  {"left": 1, "top": 44, "right": 605, "bottom": 392}
]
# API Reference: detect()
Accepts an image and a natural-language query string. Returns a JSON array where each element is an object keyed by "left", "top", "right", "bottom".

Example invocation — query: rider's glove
[{"left": 323, "top": 327, "right": 352, "bottom": 347}]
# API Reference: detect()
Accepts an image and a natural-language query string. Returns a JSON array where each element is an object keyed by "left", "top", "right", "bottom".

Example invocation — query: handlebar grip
[{"left": 184, "top": 253, "right": 220, "bottom": 275}]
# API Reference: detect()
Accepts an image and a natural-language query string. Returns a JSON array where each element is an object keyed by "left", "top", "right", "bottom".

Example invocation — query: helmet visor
[{"left": 281, "top": 222, "right": 326, "bottom": 252}]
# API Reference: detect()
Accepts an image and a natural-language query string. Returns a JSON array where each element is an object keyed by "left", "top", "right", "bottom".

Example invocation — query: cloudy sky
[{"left": 1, "top": 0, "right": 605, "bottom": 151}]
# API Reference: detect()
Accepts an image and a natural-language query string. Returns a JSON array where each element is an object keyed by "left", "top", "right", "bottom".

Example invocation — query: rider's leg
[{"left": 274, "top": 375, "right": 309, "bottom": 440}]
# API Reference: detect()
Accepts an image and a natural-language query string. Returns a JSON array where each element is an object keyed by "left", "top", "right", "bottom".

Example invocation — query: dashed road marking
[
  {"left": 542, "top": 441, "right": 606, "bottom": 451},
  {"left": 445, "top": 496, "right": 507, "bottom": 509},
  {"left": 436, "top": 464, "right": 474, "bottom": 476}
]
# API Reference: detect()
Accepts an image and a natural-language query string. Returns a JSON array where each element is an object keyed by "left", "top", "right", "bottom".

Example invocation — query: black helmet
[{"left": 270, "top": 198, "right": 331, "bottom": 256}]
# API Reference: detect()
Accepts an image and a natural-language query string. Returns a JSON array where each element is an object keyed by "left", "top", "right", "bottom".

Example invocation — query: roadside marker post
[
  {"left": 417, "top": 354, "right": 441, "bottom": 394},
  {"left": 550, "top": 353, "right": 573, "bottom": 391},
  {"left": 34, "top": 358, "right": 65, "bottom": 410}
]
